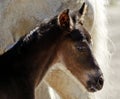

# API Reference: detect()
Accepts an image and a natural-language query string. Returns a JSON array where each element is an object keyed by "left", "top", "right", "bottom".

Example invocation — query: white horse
[{"left": 0, "top": 0, "right": 110, "bottom": 99}]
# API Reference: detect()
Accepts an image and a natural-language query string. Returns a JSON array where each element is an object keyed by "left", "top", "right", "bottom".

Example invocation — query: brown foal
[{"left": 0, "top": 3, "right": 104, "bottom": 99}]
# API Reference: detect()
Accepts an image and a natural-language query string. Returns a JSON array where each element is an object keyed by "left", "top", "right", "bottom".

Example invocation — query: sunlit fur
[{"left": 0, "top": 0, "right": 110, "bottom": 99}]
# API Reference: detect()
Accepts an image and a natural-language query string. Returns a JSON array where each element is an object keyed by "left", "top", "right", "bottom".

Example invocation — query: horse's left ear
[
  {"left": 79, "top": 2, "right": 88, "bottom": 25},
  {"left": 58, "top": 9, "right": 70, "bottom": 28}
]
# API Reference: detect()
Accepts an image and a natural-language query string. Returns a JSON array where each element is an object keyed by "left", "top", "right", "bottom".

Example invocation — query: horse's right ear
[{"left": 58, "top": 9, "right": 70, "bottom": 28}]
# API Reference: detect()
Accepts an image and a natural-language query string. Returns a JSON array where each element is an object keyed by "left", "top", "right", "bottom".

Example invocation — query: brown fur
[{"left": 0, "top": 3, "right": 103, "bottom": 99}]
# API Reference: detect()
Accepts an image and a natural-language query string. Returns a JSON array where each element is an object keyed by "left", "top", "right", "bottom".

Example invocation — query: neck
[{"left": 1, "top": 18, "right": 62, "bottom": 86}]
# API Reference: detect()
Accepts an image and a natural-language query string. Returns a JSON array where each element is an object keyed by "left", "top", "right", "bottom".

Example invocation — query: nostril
[
  {"left": 98, "top": 76, "right": 104, "bottom": 86},
  {"left": 96, "top": 76, "right": 104, "bottom": 90}
]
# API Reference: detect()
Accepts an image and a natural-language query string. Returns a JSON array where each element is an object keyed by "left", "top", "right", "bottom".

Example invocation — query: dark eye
[
  {"left": 70, "top": 29, "right": 84, "bottom": 41},
  {"left": 75, "top": 42, "right": 88, "bottom": 52}
]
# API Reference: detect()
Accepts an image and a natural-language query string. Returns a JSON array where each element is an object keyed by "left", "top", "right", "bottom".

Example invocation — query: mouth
[{"left": 87, "top": 86, "right": 98, "bottom": 92}]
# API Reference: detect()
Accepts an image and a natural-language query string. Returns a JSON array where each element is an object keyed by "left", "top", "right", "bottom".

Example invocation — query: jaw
[
  {"left": 52, "top": 61, "right": 99, "bottom": 93},
  {"left": 52, "top": 62, "right": 88, "bottom": 92},
  {"left": 87, "top": 86, "right": 98, "bottom": 92},
  {"left": 55, "top": 54, "right": 99, "bottom": 93},
  {"left": 65, "top": 67, "right": 103, "bottom": 93},
  {"left": 62, "top": 67, "right": 90, "bottom": 92}
]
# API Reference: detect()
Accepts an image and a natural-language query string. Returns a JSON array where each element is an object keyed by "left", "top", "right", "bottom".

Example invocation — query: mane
[
  {"left": 23, "top": 16, "right": 58, "bottom": 43},
  {"left": 3, "top": 16, "right": 60, "bottom": 54}
]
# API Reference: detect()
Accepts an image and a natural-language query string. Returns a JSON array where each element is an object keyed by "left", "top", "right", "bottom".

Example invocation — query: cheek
[
  {"left": 62, "top": 53, "right": 89, "bottom": 87},
  {"left": 61, "top": 43, "right": 82, "bottom": 69},
  {"left": 60, "top": 44, "right": 91, "bottom": 88}
]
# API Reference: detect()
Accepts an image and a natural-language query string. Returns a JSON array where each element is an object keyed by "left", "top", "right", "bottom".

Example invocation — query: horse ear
[
  {"left": 79, "top": 2, "right": 88, "bottom": 25},
  {"left": 58, "top": 9, "right": 70, "bottom": 28}
]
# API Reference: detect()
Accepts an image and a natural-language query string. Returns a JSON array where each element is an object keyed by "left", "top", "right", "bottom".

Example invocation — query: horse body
[
  {"left": 0, "top": 5, "right": 104, "bottom": 99},
  {"left": 0, "top": 0, "right": 110, "bottom": 99}
]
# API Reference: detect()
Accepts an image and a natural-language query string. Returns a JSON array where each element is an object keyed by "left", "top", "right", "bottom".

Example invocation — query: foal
[{"left": 0, "top": 3, "right": 104, "bottom": 99}]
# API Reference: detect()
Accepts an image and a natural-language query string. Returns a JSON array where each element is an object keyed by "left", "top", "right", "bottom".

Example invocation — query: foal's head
[{"left": 55, "top": 3, "right": 104, "bottom": 92}]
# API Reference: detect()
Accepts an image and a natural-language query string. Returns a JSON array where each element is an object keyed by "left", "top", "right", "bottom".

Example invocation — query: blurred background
[
  {"left": 0, "top": 0, "right": 120, "bottom": 99},
  {"left": 107, "top": 0, "right": 120, "bottom": 98}
]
